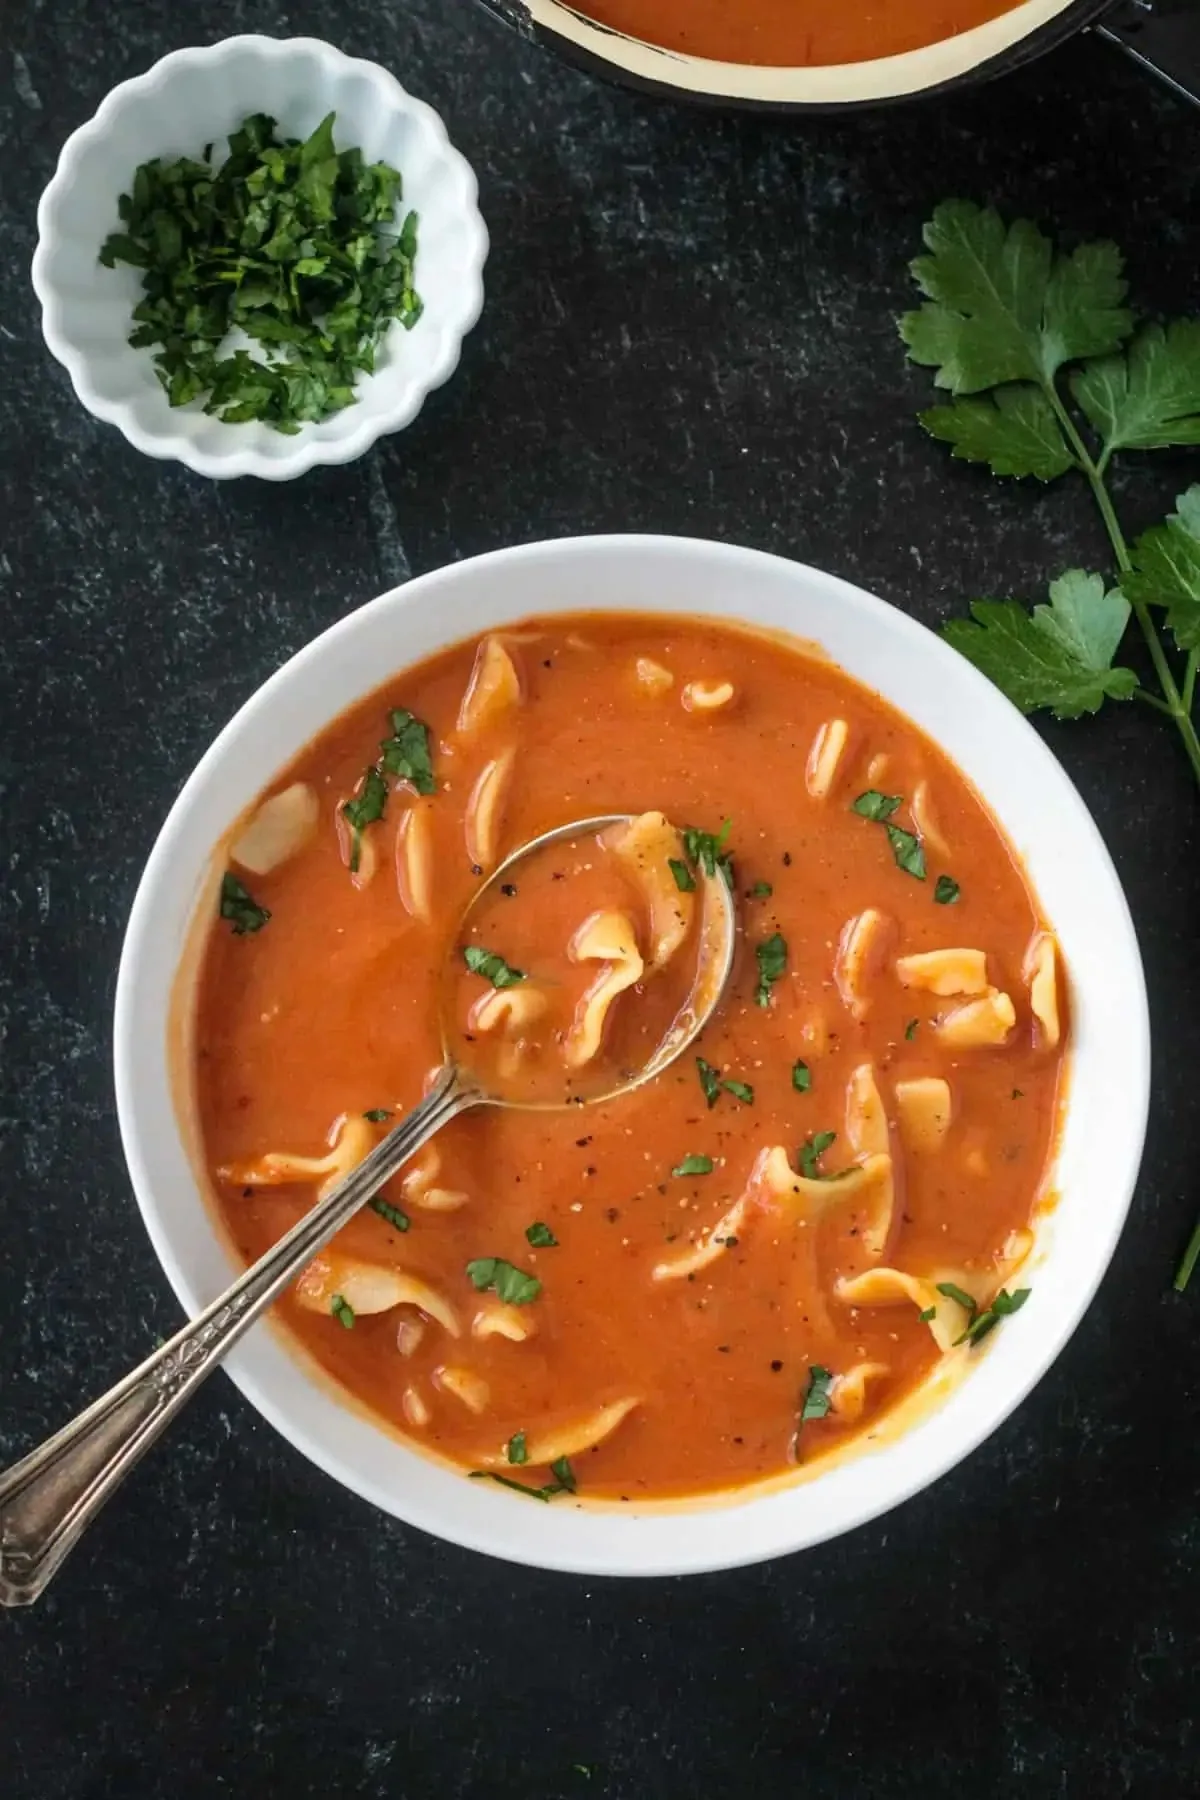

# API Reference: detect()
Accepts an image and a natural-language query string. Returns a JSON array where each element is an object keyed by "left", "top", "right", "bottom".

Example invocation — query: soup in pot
[{"left": 575, "top": 0, "right": 1019, "bottom": 69}]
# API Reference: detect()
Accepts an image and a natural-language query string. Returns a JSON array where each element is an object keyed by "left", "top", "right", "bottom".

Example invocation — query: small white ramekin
[{"left": 32, "top": 36, "right": 488, "bottom": 480}]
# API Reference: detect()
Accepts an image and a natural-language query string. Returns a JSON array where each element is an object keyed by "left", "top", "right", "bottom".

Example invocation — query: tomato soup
[
  {"left": 192, "top": 615, "right": 1065, "bottom": 1503},
  {"left": 576, "top": 0, "right": 1018, "bottom": 68}
]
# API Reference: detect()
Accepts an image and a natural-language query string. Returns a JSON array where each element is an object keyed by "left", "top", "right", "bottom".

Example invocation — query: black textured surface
[{"left": 2, "top": 5, "right": 1199, "bottom": 1796}]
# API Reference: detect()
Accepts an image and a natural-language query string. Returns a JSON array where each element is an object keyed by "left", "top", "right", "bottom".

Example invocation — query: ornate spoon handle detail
[{"left": 0, "top": 1066, "right": 481, "bottom": 1605}]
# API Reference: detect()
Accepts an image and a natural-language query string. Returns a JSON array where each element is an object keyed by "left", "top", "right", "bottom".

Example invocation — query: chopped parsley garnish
[
  {"left": 369, "top": 1196, "right": 410, "bottom": 1232},
  {"left": 935, "top": 1280, "right": 977, "bottom": 1314},
  {"left": 507, "top": 1431, "right": 528, "bottom": 1466},
  {"left": 672, "top": 1153, "right": 714, "bottom": 1178},
  {"left": 748, "top": 879, "right": 773, "bottom": 899},
  {"left": 98, "top": 112, "right": 422, "bottom": 431},
  {"left": 754, "top": 932, "right": 788, "bottom": 1007},
  {"left": 799, "top": 1363, "right": 833, "bottom": 1423},
  {"left": 852, "top": 791, "right": 927, "bottom": 880},
  {"left": 905, "top": 1018, "right": 920, "bottom": 1041},
  {"left": 885, "top": 824, "right": 927, "bottom": 881},
  {"left": 380, "top": 708, "right": 436, "bottom": 794},
  {"left": 792, "top": 1059, "right": 812, "bottom": 1093},
  {"left": 330, "top": 1294, "right": 355, "bottom": 1329},
  {"left": 363, "top": 1108, "right": 391, "bottom": 1123},
  {"left": 525, "top": 1221, "right": 558, "bottom": 1247},
  {"left": 469, "top": 1455, "right": 577, "bottom": 1502},
  {"left": 464, "top": 945, "right": 526, "bottom": 988},
  {"left": 682, "top": 819, "right": 734, "bottom": 888},
  {"left": 934, "top": 874, "right": 961, "bottom": 905},
  {"left": 798, "top": 1130, "right": 838, "bottom": 1180},
  {"left": 696, "top": 1057, "right": 753, "bottom": 1107},
  {"left": 219, "top": 872, "right": 271, "bottom": 935},
  {"left": 851, "top": 791, "right": 902, "bottom": 821},
  {"left": 956, "top": 1286, "right": 1031, "bottom": 1346},
  {"left": 696, "top": 1057, "right": 722, "bottom": 1108},
  {"left": 466, "top": 1257, "right": 542, "bottom": 1305},
  {"left": 343, "top": 764, "right": 388, "bottom": 872},
  {"left": 918, "top": 1305, "right": 936, "bottom": 1323},
  {"left": 668, "top": 857, "right": 696, "bottom": 893}
]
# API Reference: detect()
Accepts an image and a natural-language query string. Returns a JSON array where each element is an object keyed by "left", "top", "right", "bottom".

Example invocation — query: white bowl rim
[
  {"left": 113, "top": 534, "right": 1150, "bottom": 1575},
  {"left": 31, "top": 34, "right": 488, "bottom": 480}
]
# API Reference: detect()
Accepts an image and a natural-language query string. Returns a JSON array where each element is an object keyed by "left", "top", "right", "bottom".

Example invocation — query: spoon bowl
[
  {"left": 447, "top": 812, "right": 737, "bottom": 1107},
  {"left": 0, "top": 810, "right": 735, "bottom": 1605}
]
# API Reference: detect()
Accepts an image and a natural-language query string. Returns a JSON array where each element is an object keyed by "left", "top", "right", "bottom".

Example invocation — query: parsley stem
[
  {"left": 1175, "top": 1210, "right": 1200, "bottom": 1292},
  {"left": 1044, "top": 375, "right": 1200, "bottom": 789},
  {"left": 1185, "top": 651, "right": 1198, "bottom": 717},
  {"left": 1134, "top": 689, "right": 1175, "bottom": 718}
]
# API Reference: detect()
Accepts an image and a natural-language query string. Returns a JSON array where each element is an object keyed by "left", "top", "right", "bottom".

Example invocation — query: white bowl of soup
[{"left": 114, "top": 535, "right": 1148, "bottom": 1575}]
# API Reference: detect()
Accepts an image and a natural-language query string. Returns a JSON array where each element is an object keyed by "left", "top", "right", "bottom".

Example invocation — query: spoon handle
[{"left": 0, "top": 1065, "right": 480, "bottom": 1606}]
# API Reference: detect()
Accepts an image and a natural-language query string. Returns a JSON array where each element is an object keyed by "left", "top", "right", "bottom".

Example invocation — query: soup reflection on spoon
[{"left": 0, "top": 811, "right": 735, "bottom": 1604}]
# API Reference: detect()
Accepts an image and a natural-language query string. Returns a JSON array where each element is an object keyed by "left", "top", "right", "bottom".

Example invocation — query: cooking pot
[{"left": 473, "top": 0, "right": 1198, "bottom": 111}]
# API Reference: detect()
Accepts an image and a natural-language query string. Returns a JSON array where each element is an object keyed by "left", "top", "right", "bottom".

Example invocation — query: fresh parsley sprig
[{"left": 900, "top": 200, "right": 1200, "bottom": 1286}]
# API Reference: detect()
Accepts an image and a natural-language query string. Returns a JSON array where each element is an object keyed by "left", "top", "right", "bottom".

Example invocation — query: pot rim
[{"left": 475, "top": 0, "right": 1113, "bottom": 110}]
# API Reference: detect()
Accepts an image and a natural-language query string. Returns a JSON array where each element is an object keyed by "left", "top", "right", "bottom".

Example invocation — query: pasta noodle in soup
[{"left": 192, "top": 614, "right": 1065, "bottom": 1502}]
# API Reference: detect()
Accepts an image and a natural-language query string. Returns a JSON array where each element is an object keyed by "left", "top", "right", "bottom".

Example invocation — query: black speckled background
[{"left": 3, "top": 3, "right": 1199, "bottom": 1794}]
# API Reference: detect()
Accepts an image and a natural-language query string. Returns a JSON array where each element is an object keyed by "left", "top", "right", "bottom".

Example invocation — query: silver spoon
[{"left": 0, "top": 814, "right": 736, "bottom": 1605}]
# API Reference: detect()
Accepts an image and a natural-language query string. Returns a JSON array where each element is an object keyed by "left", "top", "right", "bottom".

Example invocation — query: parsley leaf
[
  {"left": 99, "top": 112, "right": 423, "bottom": 432},
  {"left": 369, "top": 1196, "right": 410, "bottom": 1232},
  {"left": 919, "top": 386, "right": 1075, "bottom": 482},
  {"left": 917, "top": 1305, "right": 936, "bottom": 1323},
  {"left": 754, "top": 932, "right": 787, "bottom": 1007},
  {"left": 748, "top": 879, "right": 773, "bottom": 899},
  {"left": 798, "top": 1131, "right": 837, "bottom": 1180},
  {"left": 905, "top": 1018, "right": 919, "bottom": 1040},
  {"left": 668, "top": 857, "right": 696, "bottom": 893},
  {"left": 851, "top": 791, "right": 902, "bottom": 821},
  {"left": 507, "top": 1431, "right": 528, "bottom": 1466},
  {"left": 330, "top": 1294, "right": 355, "bottom": 1329},
  {"left": 672, "top": 1153, "right": 714, "bottom": 1177},
  {"left": 959, "top": 1286, "right": 1031, "bottom": 1345},
  {"left": 380, "top": 708, "right": 436, "bottom": 794},
  {"left": 466, "top": 1257, "right": 542, "bottom": 1305},
  {"left": 343, "top": 764, "right": 388, "bottom": 871},
  {"left": 682, "top": 820, "right": 734, "bottom": 887},
  {"left": 219, "top": 872, "right": 271, "bottom": 935},
  {"left": 791, "top": 1059, "right": 812, "bottom": 1093},
  {"left": 696, "top": 1057, "right": 722, "bottom": 1108},
  {"left": 886, "top": 824, "right": 926, "bottom": 881},
  {"left": 697, "top": 1057, "right": 752, "bottom": 1108},
  {"left": 900, "top": 199, "right": 1131, "bottom": 394},
  {"left": 935, "top": 1280, "right": 977, "bottom": 1314},
  {"left": 1071, "top": 321, "right": 1200, "bottom": 455},
  {"left": 363, "top": 1108, "right": 391, "bottom": 1122},
  {"left": 464, "top": 946, "right": 526, "bottom": 988},
  {"left": 469, "top": 1459, "right": 577, "bottom": 1502},
  {"left": 942, "top": 571, "right": 1138, "bottom": 719},
  {"left": 525, "top": 1221, "right": 558, "bottom": 1247},
  {"left": 1124, "top": 486, "right": 1200, "bottom": 652},
  {"left": 934, "top": 875, "right": 961, "bottom": 905},
  {"left": 799, "top": 1364, "right": 833, "bottom": 1422}
]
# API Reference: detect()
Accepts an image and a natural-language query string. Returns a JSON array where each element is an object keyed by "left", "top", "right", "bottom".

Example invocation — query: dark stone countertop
[{"left": 2, "top": 3, "right": 1199, "bottom": 1795}]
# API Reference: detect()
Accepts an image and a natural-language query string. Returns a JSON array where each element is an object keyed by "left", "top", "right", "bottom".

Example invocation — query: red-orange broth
[
  {"left": 576, "top": 0, "right": 1019, "bottom": 68},
  {"left": 193, "top": 615, "right": 1065, "bottom": 1502}
]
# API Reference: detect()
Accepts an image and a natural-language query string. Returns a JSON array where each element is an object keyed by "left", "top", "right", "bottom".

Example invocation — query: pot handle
[{"left": 1096, "top": 0, "right": 1200, "bottom": 107}]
